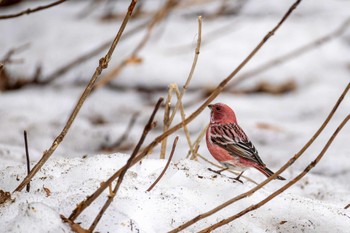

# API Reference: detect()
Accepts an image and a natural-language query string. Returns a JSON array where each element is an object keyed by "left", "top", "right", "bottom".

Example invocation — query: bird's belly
[{"left": 220, "top": 161, "right": 249, "bottom": 171}]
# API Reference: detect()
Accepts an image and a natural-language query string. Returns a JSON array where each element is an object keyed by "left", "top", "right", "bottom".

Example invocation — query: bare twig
[
  {"left": 69, "top": 98, "right": 163, "bottom": 222},
  {"left": 88, "top": 97, "right": 163, "bottom": 232},
  {"left": 68, "top": 0, "right": 302, "bottom": 221},
  {"left": 14, "top": 0, "right": 138, "bottom": 193},
  {"left": 169, "top": 82, "right": 350, "bottom": 232},
  {"left": 187, "top": 123, "right": 207, "bottom": 160},
  {"left": 148, "top": 136, "right": 178, "bottom": 192},
  {"left": 43, "top": 21, "right": 148, "bottom": 84},
  {"left": 60, "top": 215, "right": 90, "bottom": 233},
  {"left": 200, "top": 115, "right": 350, "bottom": 232},
  {"left": 225, "top": 17, "right": 350, "bottom": 91},
  {"left": 0, "top": 0, "right": 67, "bottom": 20},
  {"left": 160, "top": 85, "right": 173, "bottom": 159},
  {"left": 23, "top": 131, "right": 31, "bottom": 192},
  {"left": 101, "top": 112, "right": 139, "bottom": 152},
  {"left": 137, "top": 0, "right": 303, "bottom": 187},
  {"left": 166, "top": 16, "right": 202, "bottom": 160},
  {"left": 161, "top": 84, "right": 195, "bottom": 160},
  {"left": 95, "top": 0, "right": 178, "bottom": 89},
  {"left": 344, "top": 204, "right": 350, "bottom": 209}
]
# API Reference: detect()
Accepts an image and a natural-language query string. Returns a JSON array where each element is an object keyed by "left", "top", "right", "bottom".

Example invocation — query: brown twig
[
  {"left": 68, "top": 98, "right": 163, "bottom": 222},
  {"left": 101, "top": 112, "right": 139, "bottom": 152},
  {"left": 200, "top": 115, "right": 350, "bottom": 232},
  {"left": 43, "top": 21, "right": 148, "bottom": 84},
  {"left": 0, "top": 0, "right": 67, "bottom": 20},
  {"left": 167, "top": 16, "right": 202, "bottom": 160},
  {"left": 60, "top": 215, "right": 90, "bottom": 233},
  {"left": 23, "top": 131, "right": 31, "bottom": 192},
  {"left": 95, "top": 0, "right": 178, "bottom": 89},
  {"left": 68, "top": 0, "right": 302, "bottom": 221},
  {"left": 344, "top": 204, "right": 350, "bottom": 209},
  {"left": 162, "top": 84, "right": 195, "bottom": 160},
  {"left": 186, "top": 123, "right": 207, "bottom": 160},
  {"left": 147, "top": 136, "right": 178, "bottom": 192},
  {"left": 160, "top": 85, "right": 173, "bottom": 159},
  {"left": 14, "top": 0, "right": 138, "bottom": 193},
  {"left": 137, "top": 0, "right": 303, "bottom": 186},
  {"left": 88, "top": 97, "right": 163, "bottom": 232},
  {"left": 225, "top": 17, "right": 350, "bottom": 91},
  {"left": 168, "top": 82, "right": 349, "bottom": 232}
]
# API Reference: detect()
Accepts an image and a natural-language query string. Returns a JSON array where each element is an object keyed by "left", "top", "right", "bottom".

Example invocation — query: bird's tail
[{"left": 254, "top": 165, "right": 285, "bottom": 180}]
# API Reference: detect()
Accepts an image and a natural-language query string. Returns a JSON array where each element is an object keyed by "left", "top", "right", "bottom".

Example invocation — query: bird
[{"left": 205, "top": 102, "right": 285, "bottom": 182}]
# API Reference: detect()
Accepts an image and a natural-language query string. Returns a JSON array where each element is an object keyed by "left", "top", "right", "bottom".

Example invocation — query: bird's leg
[
  {"left": 208, "top": 167, "right": 228, "bottom": 175},
  {"left": 231, "top": 171, "right": 244, "bottom": 184}
]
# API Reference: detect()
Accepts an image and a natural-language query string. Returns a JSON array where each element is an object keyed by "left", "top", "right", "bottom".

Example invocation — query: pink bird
[{"left": 206, "top": 103, "right": 285, "bottom": 182}]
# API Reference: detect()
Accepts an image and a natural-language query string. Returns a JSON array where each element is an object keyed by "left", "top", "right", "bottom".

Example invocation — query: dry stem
[
  {"left": 200, "top": 115, "right": 350, "bottom": 232},
  {"left": 43, "top": 21, "right": 148, "bottom": 84},
  {"left": 163, "top": 84, "right": 194, "bottom": 160},
  {"left": 88, "top": 97, "right": 163, "bottom": 232},
  {"left": 160, "top": 86, "right": 173, "bottom": 159},
  {"left": 148, "top": 136, "right": 179, "bottom": 192},
  {"left": 68, "top": 0, "right": 302, "bottom": 221},
  {"left": 95, "top": 0, "right": 178, "bottom": 89},
  {"left": 0, "top": 0, "right": 67, "bottom": 20},
  {"left": 168, "top": 15, "right": 202, "bottom": 127},
  {"left": 69, "top": 98, "right": 163, "bottom": 221},
  {"left": 168, "top": 82, "right": 349, "bottom": 232},
  {"left": 136, "top": 0, "right": 303, "bottom": 187},
  {"left": 14, "top": 0, "right": 138, "bottom": 193},
  {"left": 23, "top": 131, "right": 31, "bottom": 192},
  {"left": 225, "top": 17, "right": 350, "bottom": 91}
]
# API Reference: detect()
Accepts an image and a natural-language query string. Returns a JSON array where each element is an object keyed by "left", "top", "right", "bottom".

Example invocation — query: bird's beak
[{"left": 208, "top": 104, "right": 213, "bottom": 110}]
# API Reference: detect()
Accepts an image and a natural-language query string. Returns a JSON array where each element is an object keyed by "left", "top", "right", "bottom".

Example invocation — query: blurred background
[{"left": 0, "top": 0, "right": 349, "bottom": 185}]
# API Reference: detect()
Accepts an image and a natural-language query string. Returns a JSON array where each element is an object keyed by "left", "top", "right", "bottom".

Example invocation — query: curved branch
[{"left": 0, "top": 0, "right": 67, "bottom": 20}]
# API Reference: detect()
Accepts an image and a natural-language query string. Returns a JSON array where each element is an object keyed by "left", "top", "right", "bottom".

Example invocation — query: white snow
[{"left": 0, "top": 0, "right": 350, "bottom": 232}]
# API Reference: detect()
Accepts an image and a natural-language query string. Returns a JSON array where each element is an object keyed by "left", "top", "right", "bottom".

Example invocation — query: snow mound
[{"left": 0, "top": 154, "right": 349, "bottom": 232}]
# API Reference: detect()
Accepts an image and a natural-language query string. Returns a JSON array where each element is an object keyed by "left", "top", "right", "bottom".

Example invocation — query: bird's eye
[{"left": 216, "top": 106, "right": 221, "bottom": 111}]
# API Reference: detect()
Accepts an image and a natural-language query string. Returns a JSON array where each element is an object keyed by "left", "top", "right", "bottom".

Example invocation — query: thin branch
[
  {"left": 225, "top": 17, "right": 350, "bottom": 91},
  {"left": 14, "top": 0, "right": 138, "bottom": 193},
  {"left": 187, "top": 123, "right": 207, "bottom": 160},
  {"left": 345, "top": 204, "right": 350, "bottom": 209},
  {"left": 68, "top": 0, "right": 302, "bottom": 221},
  {"left": 60, "top": 215, "right": 90, "bottom": 233},
  {"left": 23, "top": 131, "right": 31, "bottom": 192},
  {"left": 88, "top": 97, "right": 163, "bottom": 232},
  {"left": 43, "top": 21, "right": 148, "bottom": 84},
  {"left": 95, "top": 0, "right": 178, "bottom": 89},
  {"left": 168, "top": 15, "right": 202, "bottom": 124},
  {"left": 167, "top": 16, "right": 202, "bottom": 160},
  {"left": 101, "top": 112, "right": 139, "bottom": 152},
  {"left": 160, "top": 85, "right": 173, "bottom": 159},
  {"left": 137, "top": 0, "right": 303, "bottom": 187},
  {"left": 0, "top": 0, "right": 67, "bottom": 20},
  {"left": 162, "top": 84, "right": 195, "bottom": 160},
  {"left": 200, "top": 115, "right": 350, "bottom": 232},
  {"left": 168, "top": 82, "right": 349, "bottom": 233},
  {"left": 147, "top": 136, "right": 178, "bottom": 192},
  {"left": 69, "top": 98, "right": 163, "bottom": 222},
  {"left": 160, "top": 16, "right": 202, "bottom": 159}
]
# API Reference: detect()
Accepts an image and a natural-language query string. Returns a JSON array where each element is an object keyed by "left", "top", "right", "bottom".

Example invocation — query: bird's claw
[
  {"left": 230, "top": 176, "right": 244, "bottom": 184},
  {"left": 207, "top": 168, "right": 222, "bottom": 175}
]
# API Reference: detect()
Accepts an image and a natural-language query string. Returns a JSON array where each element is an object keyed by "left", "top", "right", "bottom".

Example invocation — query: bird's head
[{"left": 208, "top": 103, "right": 237, "bottom": 124}]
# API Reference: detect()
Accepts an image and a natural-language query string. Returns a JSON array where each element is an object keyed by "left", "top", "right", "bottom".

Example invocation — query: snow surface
[{"left": 0, "top": 0, "right": 350, "bottom": 232}]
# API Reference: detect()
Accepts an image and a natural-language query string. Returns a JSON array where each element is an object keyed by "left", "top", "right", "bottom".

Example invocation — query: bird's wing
[{"left": 210, "top": 123, "right": 265, "bottom": 166}]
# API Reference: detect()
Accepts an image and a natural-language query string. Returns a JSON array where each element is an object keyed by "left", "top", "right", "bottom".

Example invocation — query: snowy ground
[{"left": 0, "top": 0, "right": 350, "bottom": 232}]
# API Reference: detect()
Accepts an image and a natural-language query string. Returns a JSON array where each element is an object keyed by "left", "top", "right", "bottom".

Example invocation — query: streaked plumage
[{"left": 206, "top": 103, "right": 285, "bottom": 181}]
